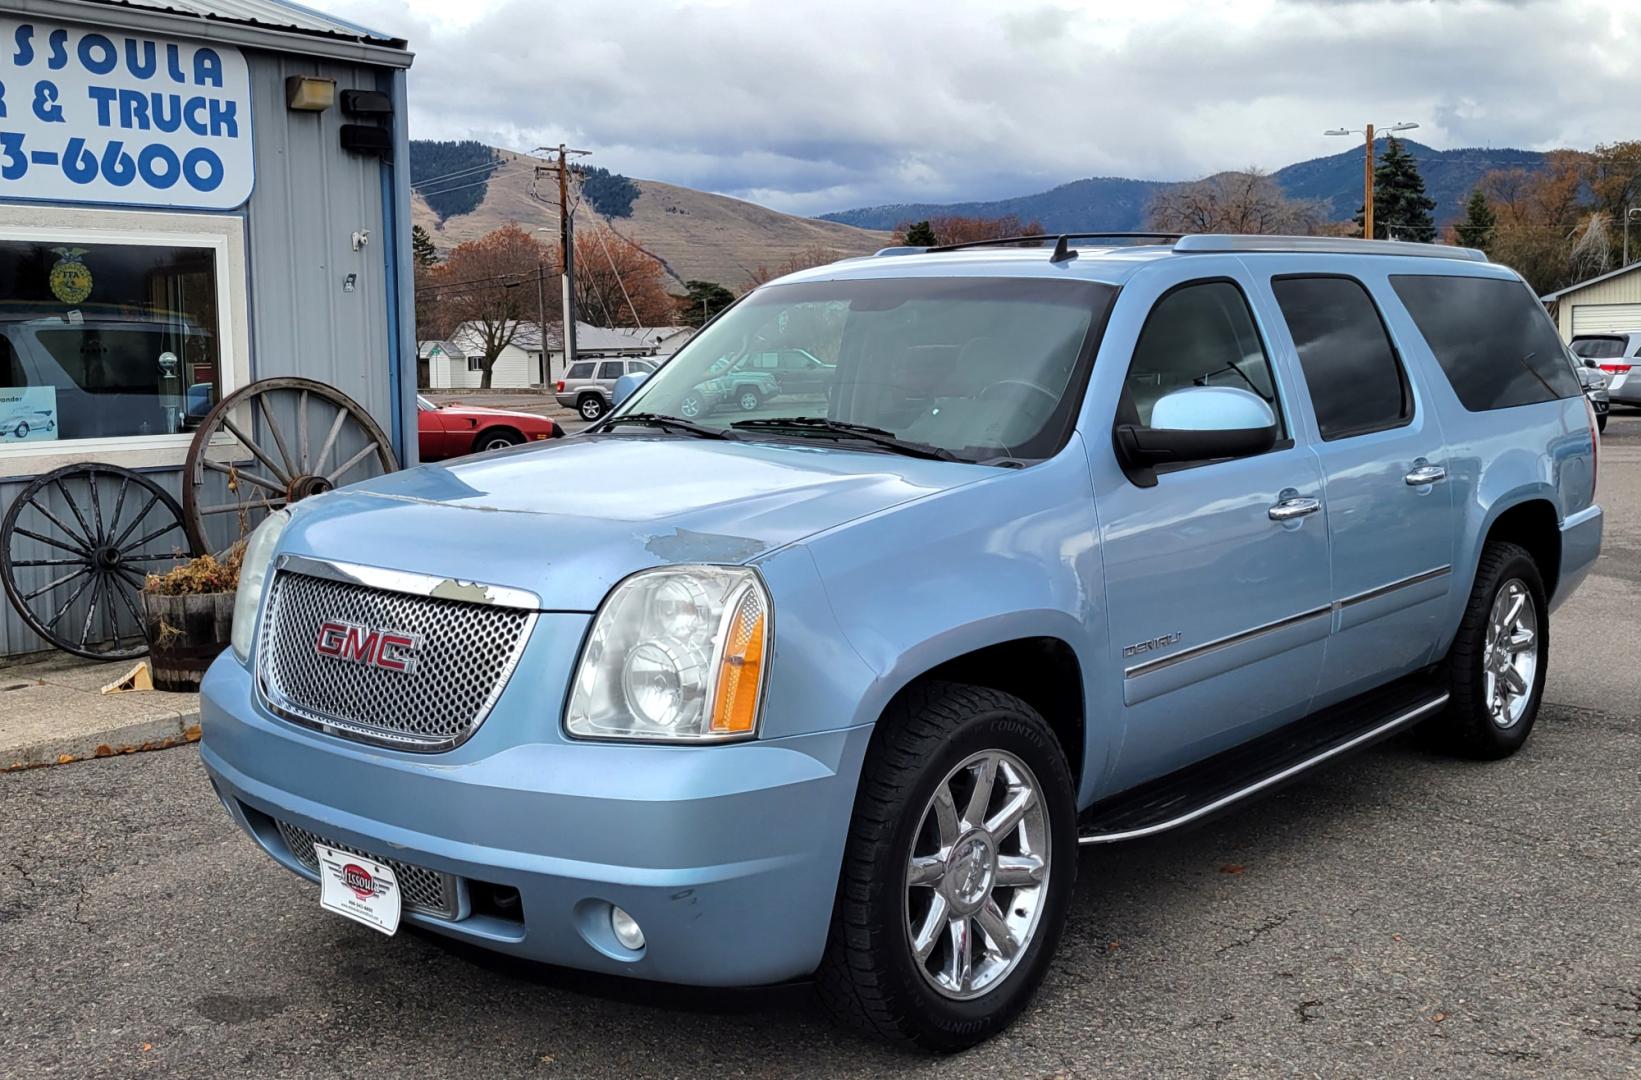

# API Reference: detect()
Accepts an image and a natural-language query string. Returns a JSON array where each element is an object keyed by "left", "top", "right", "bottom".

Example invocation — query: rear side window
[
  {"left": 597, "top": 360, "right": 625, "bottom": 380},
  {"left": 566, "top": 362, "right": 595, "bottom": 379},
  {"left": 1271, "top": 276, "right": 1410, "bottom": 440},
  {"left": 1390, "top": 275, "right": 1581, "bottom": 410}
]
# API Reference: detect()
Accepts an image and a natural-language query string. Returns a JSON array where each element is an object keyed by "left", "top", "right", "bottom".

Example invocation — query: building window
[
  {"left": 0, "top": 239, "right": 221, "bottom": 441},
  {"left": 0, "top": 207, "right": 247, "bottom": 475},
  {"left": 467, "top": 356, "right": 485, "bottom": 372}
]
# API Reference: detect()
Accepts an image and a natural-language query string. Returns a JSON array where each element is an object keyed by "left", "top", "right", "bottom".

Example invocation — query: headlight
[
  {"left": 230, "top": 510, "right": 290, "bottom": 663},
  {"left": 701, "top": 379, "right": 726, "bottom": 392},
  {"left": 566, "top": 566, "right": 770, "bottom": 742}
]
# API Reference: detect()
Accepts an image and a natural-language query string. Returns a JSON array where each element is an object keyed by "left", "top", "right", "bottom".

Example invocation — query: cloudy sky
[{"left": 327, "top": 0, "right": 1640, "bottom": 217}]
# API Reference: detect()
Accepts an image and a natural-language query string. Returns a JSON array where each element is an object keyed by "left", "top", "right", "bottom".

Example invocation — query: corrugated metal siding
[
  {"left": 73, "top": 0, "right": 403, "bottom": 45},
  {"left": 0, "top": 47, "right": 398, "bottom": 659}
]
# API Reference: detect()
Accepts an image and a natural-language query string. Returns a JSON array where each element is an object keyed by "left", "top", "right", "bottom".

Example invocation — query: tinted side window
[
  {"left": 1125, "top": 280, "right": 1284, "bottom": 435},
  {"left": 1390, "top": 275, "right": 1581, "bottom": 410},
  {"left": 597, "top": 360, "right": 625, "bottom": 380},
  {"left": 0, "top": 334, "right": 24, "bottom": 387},
  {"left": 1272, "top": 276, "right": 1410, "bottom": 440},
  {"left": 567, "top": 362, "right": 595, "bottom": 379}
]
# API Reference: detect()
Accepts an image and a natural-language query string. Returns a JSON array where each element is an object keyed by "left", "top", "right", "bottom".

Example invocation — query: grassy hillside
[
  {"left": 823, "top": 142, "right": 1550, "bottom": 232},
  {"left": 411, "top": 146, "right": 891, "bottom": 291}
]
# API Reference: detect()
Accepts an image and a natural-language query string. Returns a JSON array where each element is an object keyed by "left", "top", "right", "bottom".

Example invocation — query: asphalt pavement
[{"left": 3, "top": 412, "right": 1638, "bottom": 1079}]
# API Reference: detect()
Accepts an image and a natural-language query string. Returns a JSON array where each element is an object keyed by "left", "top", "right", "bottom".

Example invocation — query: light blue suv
[{"left": 201, "top": 234, "right": 1603, "bottom": 1051}]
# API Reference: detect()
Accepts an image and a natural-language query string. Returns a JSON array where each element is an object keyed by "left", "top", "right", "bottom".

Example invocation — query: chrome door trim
[
  {"left": 1124, "top": 605, "right": 1332, "bottom": 679},
  {"left": 1080, "top": 692, "right": 1450, "bottom": 845},
  {"left": 1334, "top": 565, "right": 1451, "bottom": 610},
  {"left": 276, "top": 553, "right": 543, "bottom": 611}
]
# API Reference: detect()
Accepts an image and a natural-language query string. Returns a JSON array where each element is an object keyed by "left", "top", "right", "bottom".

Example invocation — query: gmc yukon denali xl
[{"left": 200, "top": 234, "right": 1603, "bottom": 1051}]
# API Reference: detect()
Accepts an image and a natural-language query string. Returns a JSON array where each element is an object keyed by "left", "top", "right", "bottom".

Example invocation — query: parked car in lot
[
  {"left": 415, "top": 396, "right": 562, "bottom": 461},
  {"left": 1572, "top": 360, "right": 1610, "bottom": 432},
  {"left": 554, "top": 358, "right": 659, "bottom": 421},
  {"left": 202, "top": 234, "right": 1601, "bottom": 1053},
  {"left": 679, "top": 355, "right": 783, "bottom": 417},
  {"left": 1571, "top": 332, "right": 1640, "bottom": 408}
]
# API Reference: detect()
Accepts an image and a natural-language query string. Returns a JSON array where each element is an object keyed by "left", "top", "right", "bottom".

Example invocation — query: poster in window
[{"left": 0, "top": 386, "right": 58, "bottom": 442}]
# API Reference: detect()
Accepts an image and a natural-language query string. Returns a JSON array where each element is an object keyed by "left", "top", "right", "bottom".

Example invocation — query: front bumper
[{"left": 200, "top": 653, "right": 873, "bottom": 986}]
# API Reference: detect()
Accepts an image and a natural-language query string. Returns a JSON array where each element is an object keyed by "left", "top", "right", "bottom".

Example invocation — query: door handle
[
  {"left": 1268, "top": 496, "right": 1321, "bottom": 522},
  {"left": 1405, "top": 465, "right": 1446, "bottom": 486}
]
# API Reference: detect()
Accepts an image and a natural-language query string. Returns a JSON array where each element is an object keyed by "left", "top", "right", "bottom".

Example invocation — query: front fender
[{"left": 792, "top": 440, "right": 1112, "bottom": 804}]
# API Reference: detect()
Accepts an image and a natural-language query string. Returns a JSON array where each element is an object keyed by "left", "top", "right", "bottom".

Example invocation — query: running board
[{"left": 1078, "top": 677, "right": 1449, "bottom": 845}]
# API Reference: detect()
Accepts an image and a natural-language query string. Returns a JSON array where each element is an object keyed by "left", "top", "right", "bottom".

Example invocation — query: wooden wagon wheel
[
  {"left": 183, "top": 377, "right": 398, "bottom": 554},
  {"left": 0, "top": 463, "right": 192, "bottom": 660}
]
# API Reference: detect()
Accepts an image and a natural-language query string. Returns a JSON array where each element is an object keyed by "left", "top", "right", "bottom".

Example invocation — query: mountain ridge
[{"left": 820, "top": 142, "right": 1550, "bottom": 232}]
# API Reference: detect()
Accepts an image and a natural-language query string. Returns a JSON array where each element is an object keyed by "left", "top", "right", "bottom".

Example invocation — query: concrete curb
[{"left": 3, "top": 709, "right": 202, "bottom": 771}]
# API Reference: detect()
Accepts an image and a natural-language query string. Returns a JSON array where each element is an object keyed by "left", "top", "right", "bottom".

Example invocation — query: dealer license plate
[{"left": 314, "top": 844, "right": 401, "bottom": 936}]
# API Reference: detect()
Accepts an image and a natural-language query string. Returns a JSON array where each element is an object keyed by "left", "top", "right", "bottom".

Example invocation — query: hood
[
  {"left": 281, "top": 434, "right": 984, "bottom": 611},
  {"left": 436, "top": 404, "right": 552, "bottom": 422}
]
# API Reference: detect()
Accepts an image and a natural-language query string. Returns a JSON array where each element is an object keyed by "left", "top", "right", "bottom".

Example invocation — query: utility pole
[
  {"left": 1624, "top": 206, "right": 1641, "bottom": 268},
  {"left": 535, "top": 261, "right": 547, "bottom": 384},
  {"left": 534, "top": 144, "right": 590, "bottom": 380},
  {"left": 1325, "top": 122, "right": 1418, "bottom": 241},
  {"left": 1363, "top": 124, "right": 1375, "bottom": 241}
]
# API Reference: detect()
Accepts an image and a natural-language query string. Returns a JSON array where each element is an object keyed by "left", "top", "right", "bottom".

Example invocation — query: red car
[{"left": 416, "top": 395, "right": 563, "bottom": 461}]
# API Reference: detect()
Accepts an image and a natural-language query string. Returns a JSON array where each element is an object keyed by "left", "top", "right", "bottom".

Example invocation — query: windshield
[
  {"left": 611, "top": 276, "right": 1113, "bottom": 463},
  {"left": 417, "top": 395, "right": 436, "bottom": 411},
  {"left": 1571, "top": 336, "right": 1627, "bottom": 359}
]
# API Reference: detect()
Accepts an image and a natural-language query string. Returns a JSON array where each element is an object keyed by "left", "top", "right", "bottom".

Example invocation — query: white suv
[{"left": 1571, "top": 332, "right": 1640, "bottom": 407}]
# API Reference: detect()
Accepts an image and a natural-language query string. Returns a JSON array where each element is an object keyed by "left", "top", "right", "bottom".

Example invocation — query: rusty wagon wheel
[
  {"left": 183, "top": 377, "right": 398, "bottom": 554},
  {"left": 0, "top": 463, "right": 192, "bottom": 660}
]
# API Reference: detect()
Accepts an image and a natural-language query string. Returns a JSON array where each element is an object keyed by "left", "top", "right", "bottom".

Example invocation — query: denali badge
[
  {"left": 315, "top": 620, "right": 422, "bottom": 673},
  {"left": 1122, "top": 632, "right": 1182, "bottom": 658}
]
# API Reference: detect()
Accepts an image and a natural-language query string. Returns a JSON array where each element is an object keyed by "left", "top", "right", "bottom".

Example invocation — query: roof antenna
[{"left": 1049, "top": 235, "right": 1077, "bottom": 263}]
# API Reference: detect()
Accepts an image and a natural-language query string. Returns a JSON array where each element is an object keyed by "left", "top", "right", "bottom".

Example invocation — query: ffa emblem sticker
[{"left": 49, "top": 248, "right": 92, "bottom": 305}]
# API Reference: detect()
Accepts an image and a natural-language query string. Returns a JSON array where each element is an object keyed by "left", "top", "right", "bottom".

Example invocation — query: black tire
[
  {"left": 816, "top": 681, "right": 1077, "bottom": 1052},
  {"left": 1597, "top": 413, "right": 1607, "bottom": 433},
  {"left": 1433, "top": 541, "right": 1548, "bottom": 759},
  {"left": 737, "top": 389, "right": 764, "bottom": 412},
  {"left": 474, "top": 428, "right": 524, "bottom": 453},
  {"left": 679, "top": 392, "right": 707, "bottom": 419},
  {"left": 13, "top": 421, "right": 26, "bottom": 439},
  {"left": 578, "top": 395, "right": 606, "bottom": 421}
]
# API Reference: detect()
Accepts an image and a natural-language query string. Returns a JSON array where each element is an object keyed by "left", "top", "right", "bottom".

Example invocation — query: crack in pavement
[{"left": 1216, "top": 910, "right": 1298, "bottom": 956}]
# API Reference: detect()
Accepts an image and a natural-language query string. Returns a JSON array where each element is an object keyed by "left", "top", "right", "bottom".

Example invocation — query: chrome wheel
[
  {"left": 579, "top": 397, "right": 605, "bottom": 421},
  {"left": 738, "top": 391, "right": 762, "bottom": 411},
  {"left": 1483, "top": 578, "right": 1538, "bottom": 729},
  {"left": 905, "top": 749, "right": 1050, "bottom": 1001},
  {"left": 679, "top": 394, "right": 704, "bottom": 419}
]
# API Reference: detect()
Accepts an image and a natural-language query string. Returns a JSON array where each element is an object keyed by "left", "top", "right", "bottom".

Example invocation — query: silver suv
[{"left": 555, "top": 358, "right": 659, "bottom": 421}]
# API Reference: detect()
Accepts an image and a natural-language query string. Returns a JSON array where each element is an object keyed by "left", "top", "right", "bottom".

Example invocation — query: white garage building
[{"left": 1542, "top": 263, "right": 1641, "bottom": 340}]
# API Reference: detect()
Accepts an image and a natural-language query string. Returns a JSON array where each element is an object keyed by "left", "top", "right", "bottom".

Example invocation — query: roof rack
[
  {"left": 924, "top": 232, "right": 1182, "bottom": 264},
  {"left": 1172, "top": 234, "right": 1487, "bottom": 262}
]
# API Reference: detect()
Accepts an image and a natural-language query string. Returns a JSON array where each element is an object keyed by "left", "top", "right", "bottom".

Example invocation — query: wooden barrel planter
[{"left": 141, "top": 591, "right": 234, "bottom": 692}]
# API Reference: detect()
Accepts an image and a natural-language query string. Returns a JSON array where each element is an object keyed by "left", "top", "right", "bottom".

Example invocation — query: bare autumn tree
[
  {"left": 742, "top": 243, "right": 848, "bottom": 289},
  {"left": 573, "top": 225, "right": 676, "bottom": 327},
  {"left": 1146, "top": 169, "right": 1325, "bottom": 235},
  {"left": 890, "top": 214, "right": 1045, "bottom": 246},
  {"left": 436, "top": 222, "right": 556, "bottom": 389},
  {"left": 1478, "top": 151, "right": 1589, "bottom": 294}
]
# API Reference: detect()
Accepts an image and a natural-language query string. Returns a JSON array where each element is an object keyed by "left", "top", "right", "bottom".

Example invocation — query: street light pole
[{"left": 1326, "top": 122, "right": 1419, "bottom": 240}]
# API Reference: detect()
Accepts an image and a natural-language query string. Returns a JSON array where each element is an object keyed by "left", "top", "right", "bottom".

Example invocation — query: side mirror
[
  {"left": 1116, "top": 386, "right": 1278, "bottom": 481},
  {"left": 611, "top": 370, "right": 649, "bottom": 409}
]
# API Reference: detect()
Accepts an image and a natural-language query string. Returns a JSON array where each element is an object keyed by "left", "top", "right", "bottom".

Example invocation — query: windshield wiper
[
  {"left": 600, "top": 412, "right": 735, "bottom": 439},
  {"left": 731, "top": 416, "right": 958, "bottom": 461}
]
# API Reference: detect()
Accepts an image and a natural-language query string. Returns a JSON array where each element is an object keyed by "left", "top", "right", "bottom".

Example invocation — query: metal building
[{"left": 0, "top": 0, "right": 415, "bottom": 658}]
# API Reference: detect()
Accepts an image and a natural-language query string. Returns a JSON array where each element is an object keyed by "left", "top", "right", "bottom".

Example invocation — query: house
[
  {"left": 422, "top": 321, "right": 546, "bottom": 389},
  {"left": 1541, "top": 263, "right": 1641, "bottom": 340},
  {"left": 423, "top": 321, "right": 696, "bottom": 388}
]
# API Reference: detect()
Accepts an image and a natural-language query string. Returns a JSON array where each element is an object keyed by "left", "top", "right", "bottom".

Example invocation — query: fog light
[{"left": 610, "top": 905, "right": 645, "bottom": 951}]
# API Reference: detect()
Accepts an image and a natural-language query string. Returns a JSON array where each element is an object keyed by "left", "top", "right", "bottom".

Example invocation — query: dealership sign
[{"left": 0, "top": 19, "right": 253, "bottom": 210}]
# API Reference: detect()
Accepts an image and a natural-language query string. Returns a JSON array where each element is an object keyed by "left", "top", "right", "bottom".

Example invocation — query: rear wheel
[
  {"left": 1433, "top": 541, "right": 1548, "bottom": 759},
  {"left": 578, "top": 395, "right": 606, "bottom": 421},
  {"left": 738, "top": 389, "right": 764, "bottom": 412},
  {"left": 817, "top": 681, "right": 1076, "bottom": 1052}
]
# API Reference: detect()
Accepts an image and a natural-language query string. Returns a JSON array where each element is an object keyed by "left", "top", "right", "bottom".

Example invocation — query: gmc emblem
[{"left": 315, "top": 620, "right": 422, "bottom": 673}]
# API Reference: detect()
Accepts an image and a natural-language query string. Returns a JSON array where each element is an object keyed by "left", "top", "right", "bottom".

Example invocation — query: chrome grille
[
  {"left": 257, "top": 564, "right": 535, "bottom": 751},
  {"left": 274, "top": 818, "right": 459, "bottom": 919}
]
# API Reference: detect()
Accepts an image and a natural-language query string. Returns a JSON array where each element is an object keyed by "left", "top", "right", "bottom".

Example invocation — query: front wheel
[
  {"left": 817, "top": 681, "right": 1077, "bottom": 1052},
  {"left": 475, "top": 429, "right": 524, "bottom": 453},
  {"left": 13, "top": 422, "right": 26, "bottom": 439},
  {"left": 1433, "top": 541, "right": 1548, "bottom": 759}
]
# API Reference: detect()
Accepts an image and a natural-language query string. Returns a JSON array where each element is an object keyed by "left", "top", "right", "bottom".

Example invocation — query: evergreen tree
[
  {"left": 411, "top": 224, "right": 438, "bottom": 267},
  {"left": 903, "top": 220, "right": 936, "bottom": 246},
  {"left": 1454, "top": 189, "right": 1497, "bottom": 251},
  {"left": 676, "top": 280, "right": 736, "bottom": 327},
  {"left": 1354, "top": 136, "right": 1437, "bottom": 242}
]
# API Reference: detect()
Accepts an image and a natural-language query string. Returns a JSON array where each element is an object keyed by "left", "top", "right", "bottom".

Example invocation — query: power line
[{"left": 410, "top": 157, "right": 506, "bottom": 191}]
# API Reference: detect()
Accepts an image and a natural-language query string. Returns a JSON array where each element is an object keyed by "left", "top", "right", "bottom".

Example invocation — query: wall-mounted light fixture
[{"left": 286, "top": 76, "right": 336, "bottom": 112}]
